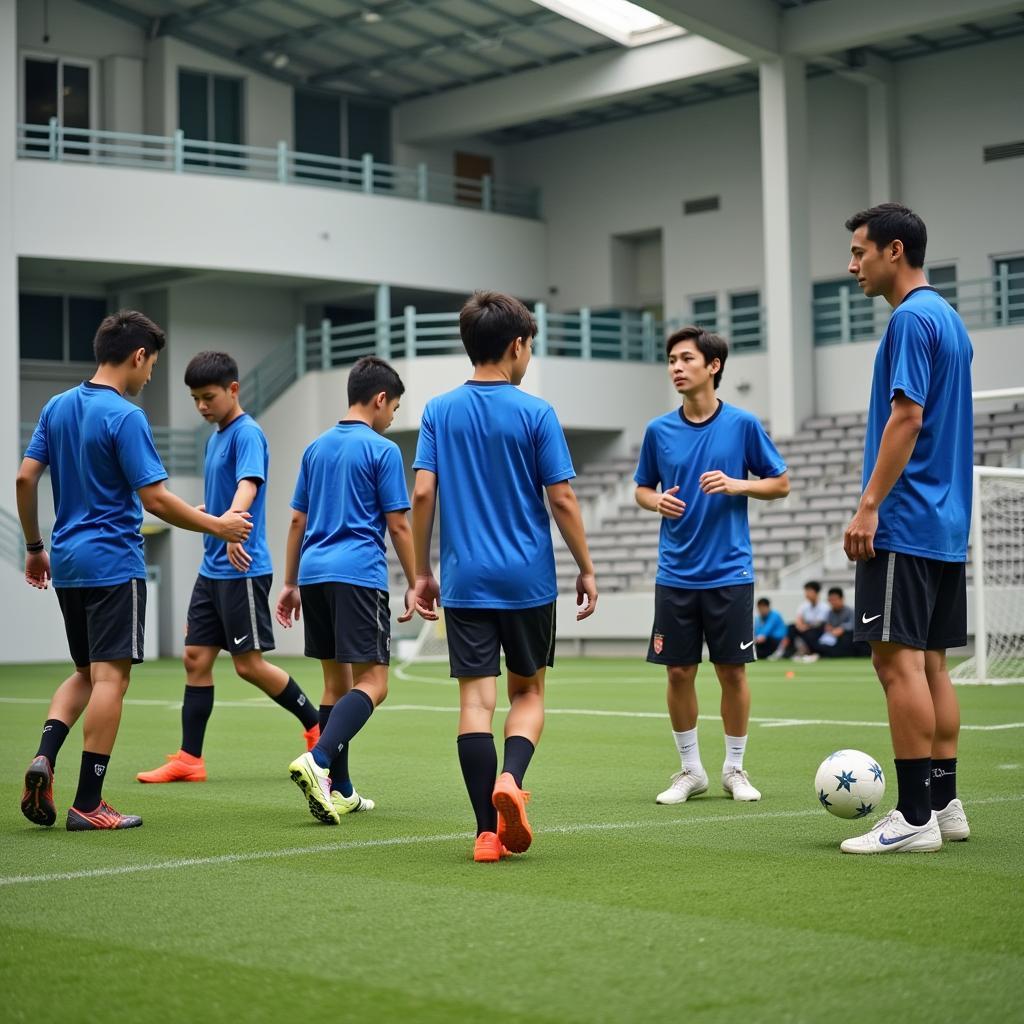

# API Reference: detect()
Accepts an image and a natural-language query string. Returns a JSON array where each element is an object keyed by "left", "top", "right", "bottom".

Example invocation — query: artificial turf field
[{"left": 1, "top": 656, "right": 1022, "bottom": 1024}]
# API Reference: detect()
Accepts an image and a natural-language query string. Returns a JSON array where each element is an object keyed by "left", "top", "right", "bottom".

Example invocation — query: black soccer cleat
[
  {"left": 21, "top": 755, "right": 56, "bottom": 827},
  {"left": 66, "top": 801, "right": 143, "bottom": 831}
]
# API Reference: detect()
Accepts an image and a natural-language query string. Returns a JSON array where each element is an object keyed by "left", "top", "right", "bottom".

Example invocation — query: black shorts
[
  {"left": 445, "top": 603, "right": 556, "bottom": 678},
  {"left": 301, "top": 582, "right": 390, "bottom": 664},
  {"left": 647, "top": 583, "right": 755, "bottom": 666},
  {"left": 56, "top": 579, "right": 147, "bottom": 667},
  {"left": 185, "top": 574, "right": 276, "bottom": 654},
  {"left": 854, "top": 549, "right": 967, "bottom": 651}
]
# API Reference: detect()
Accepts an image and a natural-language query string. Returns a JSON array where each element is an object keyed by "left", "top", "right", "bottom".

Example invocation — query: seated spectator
[
  {"left": 770, "top": 580, "right": 828, "bottom": 660},
  {"left": 803, "top": 587, "right": 870, "bottom": 659},
  {"left": 754, "top": 597, "right": 787, "bottom": 660}
]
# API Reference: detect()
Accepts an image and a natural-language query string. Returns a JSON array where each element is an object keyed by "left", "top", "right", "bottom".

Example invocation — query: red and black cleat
[
  {"left": 66, "top": 801, "right": 143, "bottom": 831},
  {"left": 21, "top": 755, "right": 56, "bottom": 827}
]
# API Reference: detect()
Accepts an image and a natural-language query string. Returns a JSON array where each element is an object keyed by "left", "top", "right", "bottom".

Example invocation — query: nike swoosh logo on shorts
[
  {"left": 861, "top": 614, "right": 881, "bottom": 625},
  {"left": 740, "top": 640, "right": 755, "bottom": 650},
  {"left": 234, "top": 635, "right": 248, "bottom": 645}
]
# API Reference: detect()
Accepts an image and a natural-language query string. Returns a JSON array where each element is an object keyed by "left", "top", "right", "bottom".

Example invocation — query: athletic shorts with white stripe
[
  {"left": 853, "top": 549, "right": 967, "bottom": 651},
  {"left": 300, "top": 582, "right": 391, "bottom": 665},
  {"left": 185, "top": 574, "right": 276, "bottom": 654},
  {"left": 56, "top": 579, "right": 147, "bottom": 666}
]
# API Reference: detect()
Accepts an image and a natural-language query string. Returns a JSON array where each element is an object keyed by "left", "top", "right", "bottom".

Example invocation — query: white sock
[
  {"left": 672, "top": 728, "right": 703, "bottom": 774},
  {"left": 724, "top": 734, "right": 748, "bottom": 771}
]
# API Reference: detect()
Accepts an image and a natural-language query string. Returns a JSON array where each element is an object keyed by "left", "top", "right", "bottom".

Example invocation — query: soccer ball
[{"left": 814, "top": 749, "right": 886, "bottom": 820}]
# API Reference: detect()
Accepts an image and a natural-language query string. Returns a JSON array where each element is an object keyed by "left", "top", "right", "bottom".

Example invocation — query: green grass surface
[{"left": 2, "top": 657, "right": 1023, "bottom": 1023}]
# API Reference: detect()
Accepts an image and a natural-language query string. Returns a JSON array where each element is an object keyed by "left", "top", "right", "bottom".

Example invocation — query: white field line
[
  {"left": 3, "top": 794, "right": 1021, "bottom": 889},
  {"left": 1, "top": 696, "right": 1021, "bottom": 731}
]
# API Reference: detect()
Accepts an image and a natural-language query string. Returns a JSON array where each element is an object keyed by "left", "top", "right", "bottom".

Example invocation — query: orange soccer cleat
[
  {"left": 21, "top": 755, "right": 56, "bottom": 827},
  {"left": 136, "top": 750, "right": 206, "bottom": 784},
  {"left": 473, "top": 831, "right": 510, "bottom": 863},
  {"left": 492, "top": 773, "right": 533, "bottom": 853},
  {"left": 303, "top": 724, "right": 321, "bottom": 752},
  {"left": 66, "top": 801, "right": 142, "bottom": 831}
]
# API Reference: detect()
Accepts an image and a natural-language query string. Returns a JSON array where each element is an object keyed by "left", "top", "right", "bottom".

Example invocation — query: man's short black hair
[
  {"left": 804, "top": 580, "right": 821, "bottom": 593},
  {"left": 757, "top": 597, "right": 771, "bottom": 608},
  {"left": 348, "top": 356, "right": 404, "bottom": 405},
  {"left": 828, "top": 586, "right": 844, "bottom": 599},
  {"left": 184, "top": 351, "right": 239, "bottom": 390},
  {"left": 94, "top": 309, "right": 166, "bottom": 366},
  {"left": 844, "top": 203, "right": 927, "bottom": 269},
  {"left": 665, "top": 326, "right": 728, "bottom": 389},
  {"left": 459, "top": 291, "right": 537, "bottom": 365}
]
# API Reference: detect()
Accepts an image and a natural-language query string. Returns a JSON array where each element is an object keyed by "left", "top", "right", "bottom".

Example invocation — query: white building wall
[{"left": 17, "top": 0, "right": 145, "bottom": 66}]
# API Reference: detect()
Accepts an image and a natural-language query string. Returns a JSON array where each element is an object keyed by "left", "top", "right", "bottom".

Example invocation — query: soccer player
[
  {"left": 841, "top": 203, "right": 973, "bottom": 854},
  {"left": 635, "top": 326, "right": 789, "bottom": 807},
  {"left": 136, "top": 352, "right": 320, "bottom": 785},
  {"left": 17, "top": 311, "right": 251, "bottom": 831},
  {"left": 411, "top": 291, "right": 598, "bottom": 863},
  {"left": 279, "top": 357, "right": 416, "bottom": 824}
]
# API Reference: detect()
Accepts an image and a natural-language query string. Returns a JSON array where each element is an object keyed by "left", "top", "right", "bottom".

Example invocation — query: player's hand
[
  {"left": 24, "top": 550, "right": 50, "bottom": 590},
  {"left": 844, "top": 505, "right": 878, "bottom": 561},
  {"left": 214, "top": 509, "right": 252, "bottom": 543},
  {"left": 656, "top": 485, "right": 686, "bottom": 519},
  {"left": 576, "top": 572, "right": 598, "bottom": 620},
  {"left": 414, "top": 573, "right": 440, "bottom": 620},
  {"left": 195, "top": 503, "right": 206, "bottom": 512},
  {"left": 275, "top": 584, "right": 301, "bottom": 627},
  {"left": 226, "top": 541, "right": 252, "bottom": 573},
  {"left": 699, "top": 471, "right": 743, "bottom": 496},
  {"left": 397, "top": 586, "right": 416, "bottom": 624}
]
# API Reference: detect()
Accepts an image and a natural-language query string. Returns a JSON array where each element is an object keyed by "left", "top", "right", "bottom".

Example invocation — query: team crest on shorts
[{"left": 653, "top": 632, "right": 664, "bottom": 655}]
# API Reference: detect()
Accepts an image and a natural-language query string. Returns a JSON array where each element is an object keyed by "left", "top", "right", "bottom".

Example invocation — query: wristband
[{"left": 26, "top": 540, "right": 44, "bottom": 553}]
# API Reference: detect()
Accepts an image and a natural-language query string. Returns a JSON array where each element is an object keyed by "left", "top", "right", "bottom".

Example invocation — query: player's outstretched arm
[
  {"left": 138, "top": 481, "right": 251, "bottom": 542},
  {"left": 546, "top": 480, "right": 598, "bottom": 620},
  {"left": 275, "top": 509, "right": 306, "bottom": 627},
  {"left": 411, "top": 470, "right": 440, "bottom": 620},
  {"left": 15, "top": 457, "right": 50, "bottom": 590},
  {"left": 385, "top": 510, "right": 417, "bottom": 623},
  {"left": 698, "top": 471, "right": 790, "bottom": 499}
]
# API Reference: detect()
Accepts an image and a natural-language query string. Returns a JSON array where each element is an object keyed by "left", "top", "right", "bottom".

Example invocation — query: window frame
[
  {"left": 19, "top": 290, "right": 108, "bottom": 366},
  {"left": 177, "top": 67, "right": 246, "bottom": 145},
  {"left": 19, "top": 50, "right": 100, "bottom": 130}
]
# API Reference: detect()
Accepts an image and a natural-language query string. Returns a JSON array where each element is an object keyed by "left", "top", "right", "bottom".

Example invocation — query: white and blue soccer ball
[{"left": 814, "top": 749, "right": 886, "bottom": 820}]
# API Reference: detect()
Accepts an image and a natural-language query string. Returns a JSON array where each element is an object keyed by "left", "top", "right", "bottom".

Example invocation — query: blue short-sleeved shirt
[
  {"left": 864, "top": 287, "right": 974, "bottom": 562},
  {"left": 634, "top": 401, "right": 787, "bottom": 589},
  {"left": 412, "top": 381, "right": 576, "bottom": 609},
  {"left": 755, "top": 609, "right": 787, "bottom": 641},
  {"left": 291, "top": 421, "right": 410, "bottom": 590},
  {"left": 200, "top": 413, "right": 272, "bottom": 579},
  {"left": 24, "top": 381, "right": 168, "bottom": 587}
]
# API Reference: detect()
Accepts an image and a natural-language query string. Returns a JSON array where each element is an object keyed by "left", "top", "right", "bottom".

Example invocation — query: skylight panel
[{"left": 530, "top": 1, "right": 684, "bottom": 47}]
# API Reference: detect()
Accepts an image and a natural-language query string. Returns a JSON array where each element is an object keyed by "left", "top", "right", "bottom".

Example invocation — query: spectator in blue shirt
[{"left": 754, "top": 598, "right": 787, "bottom": 660}]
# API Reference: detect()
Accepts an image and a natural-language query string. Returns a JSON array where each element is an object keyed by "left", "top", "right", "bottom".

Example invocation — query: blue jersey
[
  {"left": 200, "top": 413, "right": 272, "bottom": 579},
  {"left": 755, "top": 609, "right": 787, "bottom": 641},
  {"left": 634, "top": 402, "right": 787, "bottom": 589},
  {"left": 24, "top": 381, "right": 167, "bottom": 587},
  {"left": 413, "top": 381, "right": 575, "bottom": 609},
  {"left": 291, "top": 421, "right": 410, "bottom": 590},
  {"left": 864, "top": 287, "right": 974, "bottom": 562}
]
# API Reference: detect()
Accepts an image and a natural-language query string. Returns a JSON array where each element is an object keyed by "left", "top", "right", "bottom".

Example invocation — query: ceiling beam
[{"left": 639, "top": 0, "right": 781, "bottom": 60}]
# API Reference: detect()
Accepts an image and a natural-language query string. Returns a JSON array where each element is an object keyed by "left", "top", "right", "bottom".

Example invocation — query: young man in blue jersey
[
  {"left": 17, "top": 312, "right": 252, "bottom": 831},
  {"left": 411, "top": 291, "right": 598, "bottom": 863},
  {"left": 841, "top": 204, "right": 973, "bottom": 854},
  {"left": 635, "top": 326, "right": 789, "bottom": 807},
  {"left": 136, "top": 352, "right": 320, "bottom": 785},
  {"left": 279, "top": 357, "right": 417, "bottom": 824}
]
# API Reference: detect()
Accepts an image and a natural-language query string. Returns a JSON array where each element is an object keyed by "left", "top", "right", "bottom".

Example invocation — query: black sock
[
  {"left": 35, "top": 719, "right": 71, "bottom": 770},
  {"left": 73, "top": 751, "right": 111, "bottom": 812},
  {"left": 894, "top": 757, "right": 933, "bottom": 826},
  {"left": 272, "top": 677, "right": 319, "bottom": 730},
  {"left": 501, "top": 735, "right": 536, "bottom": 788},
  {"left": 313, "top": 689, "right": 373, "bottom": 774},
  {"left": 457, "top": 732, "right": 498, "bottom": 836},
  {"left": 181, "top": 685, "right": 215, "bottom": 757},
  {"left": 931, "top": 757, "right": 958, "bottom": 810},
  {"left": 318, "top": 704, "right": 334, "bottom": 734},
  {"left": 317, "top": 705, "right": 351, "bottom": 794}
]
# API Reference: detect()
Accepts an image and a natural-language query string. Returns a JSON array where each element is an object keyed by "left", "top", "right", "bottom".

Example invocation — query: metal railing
[
  {"left": 812, "top": 269, "right": 1024, "bottom": 345},
  {"left": 17, "top": 120, "right": 542, "bottom": 220}
]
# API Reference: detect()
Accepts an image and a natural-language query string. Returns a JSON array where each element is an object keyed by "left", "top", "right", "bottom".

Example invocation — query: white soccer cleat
[
  {"left": 840, "top": 809, "right": 942, "bottom": 854},
  {"left": 656, "top": 768, "right": 709, "bottom": 804},
  {"left": 935, "top": 798, "right": 970, "bottom": 841},
  {"left": 722, "top": 767, "right": 761, "bottom": 802},
  {"left": 331, "top": 789, "right": 375, "bottom": 815}
]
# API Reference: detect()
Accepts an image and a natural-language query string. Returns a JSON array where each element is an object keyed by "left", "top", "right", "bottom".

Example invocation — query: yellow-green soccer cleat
[
  {"left": 331, "top": 789, "right": 375, "bottom": 815},
  {"left": 288, "top": 752, "right": 340, "bottom": 825}
]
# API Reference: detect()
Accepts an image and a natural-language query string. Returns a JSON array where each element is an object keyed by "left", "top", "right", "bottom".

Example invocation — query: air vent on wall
[
  {"left": 983, "top": 140, "right": 1024, "bottom": 163},
  {"left": 683, "top": 195, "right": 720, "bottom": 215}
]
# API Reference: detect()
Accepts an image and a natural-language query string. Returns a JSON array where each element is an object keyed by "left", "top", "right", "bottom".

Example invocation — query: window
[
  {"left": 19, "top": 294, "right": 107, "bottom": 363},
  {"left": 813, "top": 278, "right": 874, "bottom": 345},
  {"left": 295, "top": 91, "right": 341, "bottom": 158},
  {"left": 348, "top": 101, "right": 391, "bottom": 165},
  {"left": 22, "top": 54, "right": 95, "bottom": 153},
  {"left": 691, "top": 295, "right": 717, "bottom": 330},
  {"left": 294, "top": 90, "right": 391, "bottom": 163},
  {"left": 178, "top": 70, "right": 243, "bottom": 166},
  {"left": 928, "top": 264, "right": 958, "bottom": 309},
  {"left": 729, "top": 291, "right": 762, "bottom": 352},
  {"left": 995, "top": 257, "right": 1024, "bottom": 325}
]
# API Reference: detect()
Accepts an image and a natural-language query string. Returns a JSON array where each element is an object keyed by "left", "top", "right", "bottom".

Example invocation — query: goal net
[
  {"left": 397, "top": 610, "right": 449, "bottom": 667},
  {"left": 951, "top": 467, "right": 1024, "bottom": 685}
]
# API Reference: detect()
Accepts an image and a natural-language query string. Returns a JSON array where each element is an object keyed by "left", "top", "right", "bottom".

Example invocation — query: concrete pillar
[
  {"left": 0, "top": 0, "right": 20, "bottom": 490},
  {"left": 375, "top": 283, "right": 391, "bottom": 358},
  {"left": 759, "top": 56, "right": 813, "bottom": 439},
  {"left": 102, "top": 56, "right": 144, "bottom": 134},
  {"left": 865, "top": 74, "right": 899, "bottom": 204}
]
